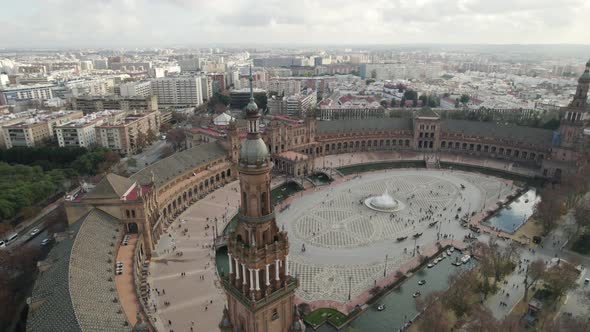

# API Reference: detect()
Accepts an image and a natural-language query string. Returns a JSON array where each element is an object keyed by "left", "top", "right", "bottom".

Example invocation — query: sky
[{"left": 1, "top": 0, "right": 589, "bottom": 48}]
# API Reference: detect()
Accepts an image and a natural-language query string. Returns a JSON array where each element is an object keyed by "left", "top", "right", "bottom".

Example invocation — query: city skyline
[{"left": 2, "top": 0, "right": 590, "bottom": 48}]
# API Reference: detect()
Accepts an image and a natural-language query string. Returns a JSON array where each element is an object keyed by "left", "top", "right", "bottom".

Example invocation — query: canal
[{"left": 348, "top": 250, "right": 476, "bottom": 332}]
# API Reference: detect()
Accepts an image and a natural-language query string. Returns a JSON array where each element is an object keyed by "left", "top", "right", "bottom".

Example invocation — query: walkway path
[{"left": 114, "top": 234, "right": 141, "bottom": 325}]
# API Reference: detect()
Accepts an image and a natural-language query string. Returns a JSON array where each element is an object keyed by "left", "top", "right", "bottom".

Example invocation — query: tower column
[
  {"left": 265, "top": 264, "right": 270, "bottom": 286},
  {"left": 235, "top": 258, "right": 240, "bottom": 279},
  {"left": 242, "top": 264, "right": 247, "bottom": 285},
  {"left": 255, "top": 269, "right": 260, "bottom": 291},
  {"left": 249, "top": 269, "right": 254, "bottom": 291},
  {"left": 285, "top": 255, "right": 290, "bottom": 276},
  {"left": 275, "top": 259, "right": 280, "bottom": 281},
  {"left": 228, "top": 253, "right": 233, "bottom": 274}
]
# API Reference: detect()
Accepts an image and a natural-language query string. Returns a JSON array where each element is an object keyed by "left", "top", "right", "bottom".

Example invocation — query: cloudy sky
[{"left": 2, "top": 0, "right": 589, "bottom": 48}]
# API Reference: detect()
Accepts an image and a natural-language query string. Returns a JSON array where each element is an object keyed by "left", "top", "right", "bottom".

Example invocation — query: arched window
[{"left": 242, "top": 192, "right": 248, "bottom": 212}]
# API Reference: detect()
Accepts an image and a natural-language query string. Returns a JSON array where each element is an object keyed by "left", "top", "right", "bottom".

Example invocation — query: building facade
[
  {"left": 2, "top": 110, "right": 83, "bottom": 148},
  {"left": 71, "top": 95, "right": 158, "bottom": 114},
  {"left": 151, "top": 76, "right": 204, "bottom": 107},
  {"left": 95, "top": 110, "right": 160, "bottom": 155},
  {"left": 56, "top": 110, "right": 125, "bottom": 148}
]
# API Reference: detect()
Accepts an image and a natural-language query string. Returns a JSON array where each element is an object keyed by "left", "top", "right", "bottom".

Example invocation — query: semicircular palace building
[{"left": 26, "top": 60, "right": 589, "bottom": 331}]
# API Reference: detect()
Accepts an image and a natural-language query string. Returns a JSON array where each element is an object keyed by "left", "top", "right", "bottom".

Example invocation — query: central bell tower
[{"left": 221, "top": 67, "right": 298, "bottom": 332}]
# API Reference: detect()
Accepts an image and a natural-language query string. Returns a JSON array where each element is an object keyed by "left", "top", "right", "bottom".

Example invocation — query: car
[
  {"left": 412, "top": 291, "right": 421, "bottom": 298},
  {"left": 30, "top": 228, "right": 40, "bottom": 236},
  {"left": 41, "top": 238, "right": 52, "bottom": 246},
  {"left": 584, "top": 278, "right": 589, "bottom": 285},
  {"left": 0, "top": 240, "right": 5, "bottom": 248},
  {"left": 6, "top": 233, "right": 18, "bottom": 243},
  {"left": 427, "top": 263, "right": 434, "bottom": 268},
  {"left": 377, "top": 304, "right": 386, "bottom": 311},
  {"left": 418, "top": 280, "right": 426, "bottom": 286}
]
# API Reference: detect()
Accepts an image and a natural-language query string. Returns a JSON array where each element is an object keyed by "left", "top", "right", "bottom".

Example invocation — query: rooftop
[
  {"left": 27, "top": 209, "right": 128, "bottom": 332},
  {"left": 131, "top": 142, "right": 227, "bottom": 188}
]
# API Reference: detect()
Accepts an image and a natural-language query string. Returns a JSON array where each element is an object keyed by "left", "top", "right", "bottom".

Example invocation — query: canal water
[
  {"left": 347, "top": 250, "right": 476, "bottom": 332},
  {"left": 483, "top": 188, "right": 539, "bottom": 233}
]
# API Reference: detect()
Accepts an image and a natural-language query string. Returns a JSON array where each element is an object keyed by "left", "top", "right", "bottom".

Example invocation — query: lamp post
[
  {"left": 348, "top": 275, "right": 352, "bottom": 301},
  {"left": 384, "top": 254, "right": 388, "bottom": 277}
]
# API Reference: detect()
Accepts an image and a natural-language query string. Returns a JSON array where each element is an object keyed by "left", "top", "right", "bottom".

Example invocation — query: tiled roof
[
  {"left": 441, "top": 120, "right": 554, "bottom": 145},
  {"left": 69, "top": 209, "right": 128, "bottom": 332},
  {"left": 83, "top": 174, "right": 134, "bottom": 200},
  {"left": 131, "top": 142, "right": 227, "bottom": 188},
  {"left": 27, "top": 223, "right": 82, "bottom": 332},
  {"left": 317, "top": 118, "right": 413, "bottom": 133},
  {"left": 27, "top": 209, "right": 128, "bottom": 332}
]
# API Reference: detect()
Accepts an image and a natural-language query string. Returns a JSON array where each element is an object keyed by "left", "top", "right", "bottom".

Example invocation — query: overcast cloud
[{"left": 1, "top": 0, "right": 589, "bottom": 48}]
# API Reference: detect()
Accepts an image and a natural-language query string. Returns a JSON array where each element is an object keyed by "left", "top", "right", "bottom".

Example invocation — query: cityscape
[{"left": 1, "top": 2, "right": 590, "bottom": 332}]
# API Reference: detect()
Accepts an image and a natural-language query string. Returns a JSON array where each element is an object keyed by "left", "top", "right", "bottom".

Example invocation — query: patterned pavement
[{"left": 277, "top": 169, "right": 514, "bottom": 302}]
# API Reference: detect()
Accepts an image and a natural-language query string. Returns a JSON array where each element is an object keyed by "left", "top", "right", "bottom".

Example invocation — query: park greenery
[
  {"left": 0, "top": 162, "right": 65, "bottom": 221},
  {"left": 0, "top": 146, "right": 122, "bottom": 221}
]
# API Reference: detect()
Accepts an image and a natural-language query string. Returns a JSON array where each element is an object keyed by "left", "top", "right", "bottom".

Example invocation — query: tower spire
[{"left": 249, "top": 65, "right": 255, "bottom": 102}]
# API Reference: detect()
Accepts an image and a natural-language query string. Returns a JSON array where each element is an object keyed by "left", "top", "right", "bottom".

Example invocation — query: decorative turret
[
  {"left": 569, "top": 59, "right": 590, "bottom": 109},
  {"left": 239, "top": 66, "right": 270, "bottom": 168}
]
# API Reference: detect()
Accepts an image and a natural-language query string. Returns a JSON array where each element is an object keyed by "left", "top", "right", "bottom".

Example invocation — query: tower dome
[{"left": 239, "top": 137, "right": 269, "bottom": 166}]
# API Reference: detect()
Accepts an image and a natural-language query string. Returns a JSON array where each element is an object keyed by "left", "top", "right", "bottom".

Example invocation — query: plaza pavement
[{"left": 142, "top": 151, "right": 560, "bottom": 330}]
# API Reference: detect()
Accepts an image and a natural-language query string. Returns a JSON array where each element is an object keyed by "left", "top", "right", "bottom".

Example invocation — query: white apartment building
[
  {"left": 179, "top": 58, "right": 201, "bottom": 72},
  {"left": 65, "top": 78, "right": 115, "bottom": 97},
  {"left": 201, "top": 76, "right": 213, "bottom": 101},
  {"left": 119, "top": 81, "right": 152, "bottom": 97},
  {"left": 151, "top": 76, "right": 203, "bottom": 106},
  {"left": 268, "top": 79, "right": 301, "bottom": 96},
  {"left": 56, "top": 110, "right": 124, "bottom": 148},
  {"left": 0, "top": 84, "right": 55, "bottom": 105},
  {"left": 2, "top": 110, "right": 83, "bottom": 148},
  {"left": 268, "top": 89, "right": 317, "bottom": 117},
  {"left": 360, "top": 63, "right": 442, "bottom": 80}
]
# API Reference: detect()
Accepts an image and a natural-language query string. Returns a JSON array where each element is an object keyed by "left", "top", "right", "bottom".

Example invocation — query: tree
[
  {"left": 466, "top": 305, "right": 501, "bottom": 332},
  {"left": 403, "top": 90, "right": 418, "bottom": 101},
  {"left": 390, "top": 98, "right": 398, "bottom": 107},
  {"left": 166, "top": 129, "right": 186, "bottom": 151},
  {"left": 146, "top": 129, "right": 158, "bottom": 144},
  {"left": 443, "top": 269, "right": 478, "bottom": 317},
  {"left": 160, "top": 122, "right": 172, "bottom": 133},
  {"left": 460, "top": 94, "right": 470, "bottom": 104},
  {"left": 380, "top": 100, "right": 388, "bottom": 108},
  {"left": 415, "top": 291, "right": 451, "bottom": 332},
  {"left": 171, "top": 111, "right": 188, "bottom": 124},
  {"left": 543, "top": 264, "right": 578, "bottom": 305},
  {"left": 400, "top": 96, "right": 406, "bottom": 108},
  {"left": 524, "top": 259, "right": 546, "bottom": 299},
  {"left": 135, "top": 131, "right": 147, "bottom": 152},
  {"left": 127, "top": 158, "right": 138, "bottom": 167},
  {"left": 534, "top": 187, "right": 564, "bottom": 235},
  {"left": 161, "top": 145, "right": 175, "bottom": 158}
]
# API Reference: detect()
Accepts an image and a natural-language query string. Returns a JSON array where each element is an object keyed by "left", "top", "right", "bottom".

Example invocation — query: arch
[
  {"left": 441, "top": 141, "right": 447, "bottom": 148},
  {"left": 127, "top": 222, "right": 138, "bottom": 234}
]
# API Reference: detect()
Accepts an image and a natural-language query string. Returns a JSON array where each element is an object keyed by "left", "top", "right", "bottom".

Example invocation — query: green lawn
[{"left": 304, "top": 308, "right": 348, "bottom": 328}]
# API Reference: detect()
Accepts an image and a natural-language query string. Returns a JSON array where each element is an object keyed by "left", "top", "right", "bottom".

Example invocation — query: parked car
[
  {"left": 41, "top": 238, "right": 53, "bottom": 246},
  {"left": 30, "top": 228, "right": 40, "bottom": 237}
]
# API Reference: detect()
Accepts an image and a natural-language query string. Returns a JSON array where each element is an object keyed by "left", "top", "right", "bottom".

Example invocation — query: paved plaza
[
  {"left": 277, "top": 169, "right": 515, "bottom": 303},
  {"left": 145, "top": 166, "right": 518, "bottom": 330}
]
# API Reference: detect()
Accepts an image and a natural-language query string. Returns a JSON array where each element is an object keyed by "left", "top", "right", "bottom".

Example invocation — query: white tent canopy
[{"left": 213, "top": 112, "right": 235, "bottom": 126}]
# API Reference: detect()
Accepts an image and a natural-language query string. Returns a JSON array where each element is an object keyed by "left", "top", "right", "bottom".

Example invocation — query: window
[{"left": 272, "top": 308, "right": 279, "bottom": 320}]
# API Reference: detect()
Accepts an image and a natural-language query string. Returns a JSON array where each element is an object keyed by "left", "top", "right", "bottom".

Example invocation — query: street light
[
  {"left": 384, "top": 254, "right": 388, "bottom": 277},
  {"left": 348, "top": 275, "right": 352, "bottom": 301}
]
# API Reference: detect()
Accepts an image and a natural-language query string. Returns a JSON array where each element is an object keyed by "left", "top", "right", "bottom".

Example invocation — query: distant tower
[
  {"left": 568, "top": 59, "right": 590, "bottom": 109},
  {"left": 228, "top": 119, "right": 240, "bottom": 164},
  {"left": 221, "top": 67, "right": 298, "bottom": 332},
  {"left": 558, "top": 59, "right": 590, "bottom": 148}
]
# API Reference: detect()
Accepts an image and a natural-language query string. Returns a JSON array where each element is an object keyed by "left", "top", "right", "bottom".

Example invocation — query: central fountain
[{"left": 364, "top": 188, "right": 405, "bottom": 213}]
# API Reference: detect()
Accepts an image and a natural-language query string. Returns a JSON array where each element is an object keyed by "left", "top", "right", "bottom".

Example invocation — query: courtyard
[
  {"left": 276, "top": 169, "right": 515, "bottom": 303},
  {"left": 145, "top": 167, "right": 519, "bottom": 330}
]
